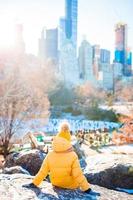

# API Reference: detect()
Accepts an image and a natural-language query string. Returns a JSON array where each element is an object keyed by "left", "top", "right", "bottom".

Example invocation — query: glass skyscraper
[
  {"left": 58, "top": 0, "right": 79, "bottom": 86},
  {"left": 38, "top": 28, "right": 58, "bottom": 62},
  {"left": 45, "top": 28, "right": 58, "bottom": 61},
  {"left": 100, "top": 49, "right": 110, "bottom": 64},
  {"left": 114, "top": 23, "right": 127, "bottom": 65},
  {"left": 65, "top": 0, "right": 78, "bottom": 51},
  {"left": 78, "top": 39, "right": 93, "bottom": 81},
  {"left": 114, "top": 22, "right": 132, "bottom": 76},
  {"left": 58, "top": 17, "right": 66, "bottom": 51}
]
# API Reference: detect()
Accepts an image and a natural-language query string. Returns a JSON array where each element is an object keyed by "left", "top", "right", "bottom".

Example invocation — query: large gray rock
[
  {"left": 73, "top": 141, "right": 85, "bottom": 159},
  {"left": 5, "top": 150, "right": 46, "bottom": 175},
  {"left": 0, "top": 174, "right": 131, "bottom": 200},
  {"left": 4, "top": 146, "right": 86, "bottom": 175},
  {"left": 72, "top": 141, "right": 87, "bottom": 169},
  {"left": 3, "top": 166, "right": 30, "bottom": 175},
  {"left": 85, "top": 154, "right": 133, "bottom": 189}
]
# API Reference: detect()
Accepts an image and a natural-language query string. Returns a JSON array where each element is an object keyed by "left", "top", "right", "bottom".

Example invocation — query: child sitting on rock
[{"left": 26, "top": 121, "right": 91, "bottom": 193}]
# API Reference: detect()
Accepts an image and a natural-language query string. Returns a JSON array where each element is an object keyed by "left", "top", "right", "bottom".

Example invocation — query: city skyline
[{"left": 0, "top": 0, "right": 133, "bottom": 61}]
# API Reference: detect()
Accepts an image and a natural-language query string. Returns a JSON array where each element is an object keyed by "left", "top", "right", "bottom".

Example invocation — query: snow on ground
[
  {"left": 99, "top": 144, "right": 133, "bottom": 154},
  {"left": 100, "top": 103, "right": 133, "bottom": 117},
  {"left": 85, "top": 154, "right": 117, "bottom": 170}
]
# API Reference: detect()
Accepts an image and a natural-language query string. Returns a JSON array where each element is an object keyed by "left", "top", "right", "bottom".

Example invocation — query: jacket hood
[
  {"left": 57, "top": 130, "right": 71, "bottom": 142},
  {"left": 52, "top": 136, "right": 72, "bottom": 153}
]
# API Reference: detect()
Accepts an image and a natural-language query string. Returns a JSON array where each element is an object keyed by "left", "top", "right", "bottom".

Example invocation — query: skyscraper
[
  {"left": 58, "top": 0, "right": 79, "bottom": 86},
  {"left": 126, "top": 48, "right": 132, "bottom": 74},
  {"left": 114, "top": 23, "right": 127, "bottom": 65},
  {"left": 114, "top": 22, "right": 132, "bottom": 76},
  {"left": 45, "top": 28, "right": 58, "bottom": 61},
  {"left": 113, "top": 63, "right": 123, "bottom": 79},
  {"left": 101, "top": 63, "right": 113, "bottom": 90},
  {"left": 92, "top": 45, "right": 101, "bottom": 80},
  {"left": 38, "top": 28, "right": 45, "bottom": 61},
  {"left": 127, "top": 50, "right": 132, "bottom": 66},
  {"left": 78, "top": 39, "right": 93, "bottom": 82},
  {"left": 58, "top": 18, "right": 66, "bottom": 51},
  {"left": 65, "top": 0, "right": 78, "bottom": 52},
  {"left": 39, "top": 28, "right": 58, "bottom": 63},
  {"left": 14, "top": 23, "right": 25, "bottom": 55},
  {"left": 100, "top": 49, "right": 110, "bottom": 64}
]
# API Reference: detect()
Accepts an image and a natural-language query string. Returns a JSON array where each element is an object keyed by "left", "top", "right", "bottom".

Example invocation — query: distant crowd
[
  {"left": 43, "top": 119, "right": 119, "bottom": 134},
  {"left": 75, "top": 129, "right": 112, "bottom": 147}
]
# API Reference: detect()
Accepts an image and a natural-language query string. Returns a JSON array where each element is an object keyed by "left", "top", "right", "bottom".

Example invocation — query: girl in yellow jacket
[{"left": 28, "top": 121, "right": 91, "bottom": 193}]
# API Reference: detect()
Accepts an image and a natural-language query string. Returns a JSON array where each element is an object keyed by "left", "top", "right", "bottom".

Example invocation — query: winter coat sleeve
[
  {"left": 71, "top": 154, "right": 90, "bottom": 191},
  {"left": 32, "top": 154, "right": 50, "bottom": 186}
]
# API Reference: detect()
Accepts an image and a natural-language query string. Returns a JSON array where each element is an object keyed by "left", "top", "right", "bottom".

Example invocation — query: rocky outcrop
[
  {"left": 5, "top": 144, "right": 86, "bottom": 174},
  {"left": 2, "top": 166, "right": 30, "bottom": 175},
  {"left": 73, "top": 141, "right": 85, "bottom": 159},
  {"left": 85, "top": 154, "right": 133, "bottom": 189},
  {"left": 4, "top": 147, "right": 133, "bottom": 191},
  {"left": 5, "top": 150, "right": 46, "bottom": 175},
  {"left": 72, "top": 141, "right": 87, "bottom": 169},
  {"left": 0, "top": 174, "right": 131, "bottom": 200}
]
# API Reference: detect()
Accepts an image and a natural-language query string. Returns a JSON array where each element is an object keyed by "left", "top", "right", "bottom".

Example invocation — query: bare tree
[
  {"left": 75, "top": 82, "right": 106, "bottom": 108},
  {"left": 0, "top": 61, "right": 57, "bottom": 157},
  {"left": 115, "top": 80, "right": 133, "bottom": 102},
  {"left": 114, "top": 79, "right": 133, "bottom": 116}
]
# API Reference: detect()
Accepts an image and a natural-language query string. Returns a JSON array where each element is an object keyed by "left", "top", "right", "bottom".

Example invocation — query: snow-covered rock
[
  {"left": 2, "top": 166, "right": 30, "bottom": 175},
  {"left": 85, "top": 154, "right": 133, "bottom": 189},
  {"left": 73, "top": 141, "right": 85, "bottom": 159},
  {"left": 5, "top": 150, "right": 46, "bottom": 175},
  {"left": 0, "top": 174, "right": 131, "bottom": 200}
]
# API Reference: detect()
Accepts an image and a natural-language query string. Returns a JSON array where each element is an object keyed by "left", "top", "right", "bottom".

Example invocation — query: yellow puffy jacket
[{"left": 32, "top": 136, "right": 90, "bottom": 191}]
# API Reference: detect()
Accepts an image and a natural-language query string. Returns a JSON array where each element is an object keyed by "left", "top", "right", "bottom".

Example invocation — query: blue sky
[{"left": 0, "top": 0, "right": 133, "bottom": 61}]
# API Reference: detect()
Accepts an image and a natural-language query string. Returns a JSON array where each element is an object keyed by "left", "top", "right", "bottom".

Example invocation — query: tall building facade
[
  {"left": 58, "top": 18, "right": 66, "bottom": 51},
  {"left": 58, "top": 0, "right": 79, "bottom": 86},
  {"left": 59, "top": 42, "right": 79, "bottom": 86},
  {"left": 100, "top": 63, "right": 113, "bottom": 90},
  {"left": 38, "top": 29, "right": 45, "bottom": 61},
  {"left": 92, "top": 45, "right": 101, "bottom": 80},
  {"left": 113, "top": 63, "right": 123, "bottom": 79},
  {"left": 78, "top": 39, "right": 94, "bottom": 82},
  {"left": 39, "top": 28, "right": 58, "bottom": 63},
  {"left": 100, "top": 49, "right": 110, "bottom": 64},
  {"left": 126, "top": 49, "right": 132, "bottom": 74},
  {"left": 114, "top": 22, "right": 132, "bottom": 76},
  {"left": 114, "top": 23, "right": 127, "bottom": 64},
  {"left": 65, "top": 0, "right": 78, "bottom": 52},
  {"left": 14, "top": 23, "right": 25, "bottom": 55},
  {"left": 127, "top": 50, "right": 132, "bottom": 65},
  {"left": 45, "top": 28, "right": 58, "bottom": 61}
]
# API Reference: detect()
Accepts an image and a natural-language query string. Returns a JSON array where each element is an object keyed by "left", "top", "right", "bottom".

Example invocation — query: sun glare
[{"left": 0, "top": 18, "right": 14, "bottom": 48}]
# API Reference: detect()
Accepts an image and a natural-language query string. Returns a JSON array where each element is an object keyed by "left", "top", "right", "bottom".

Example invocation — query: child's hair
[{"left": 59, "top": 120, "right": 70, "bottom": 132}]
